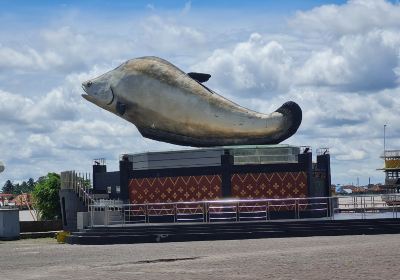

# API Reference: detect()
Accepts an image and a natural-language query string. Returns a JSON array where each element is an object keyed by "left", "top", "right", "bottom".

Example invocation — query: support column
[
  {"left": 316, "top": 154, "right": 331, "bottom": 197},
  {"left": 92, "top": 163, "right": 106, "bottom": 192},
  {"left": 119, "top": 156, "right": 133, "bottom": 202},
  {"left": 298, "top": 151, "right": 312, "bottom": 196},
  {"left": 221, "top": 151, "right": 234, "bottom": 198}
]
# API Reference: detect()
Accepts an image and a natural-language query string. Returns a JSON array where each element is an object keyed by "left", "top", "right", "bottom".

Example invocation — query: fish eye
[{"left": 87, "top": 81, "right": 92, "bottom": 87}]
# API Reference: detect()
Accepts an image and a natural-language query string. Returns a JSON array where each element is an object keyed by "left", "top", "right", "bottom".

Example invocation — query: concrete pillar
[
  {"left": 93, "top": 163, "right": 107, "bottom": 191},
  {"left": 0, "top": 209, "right": 20, "bottom": 240},
  {"left": 119, "top": 156, "right": 133, "bottom": 202},
  {"left": 298, "top": 152, "right": 313, "bottom": 196},
  {"left": 221, "top": 151, "right": 234, "bottom": 198},
  {"left": 317, "top": 154, "right": 331, "bottom": 197}
]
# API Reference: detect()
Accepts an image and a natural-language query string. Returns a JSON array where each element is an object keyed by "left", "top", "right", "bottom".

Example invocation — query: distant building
[
  {"left": 379, "top": 150, "right": 400, "bottom": 193},
  {"left": 0, "top": 193, "right": 13, "bottom": 207}
]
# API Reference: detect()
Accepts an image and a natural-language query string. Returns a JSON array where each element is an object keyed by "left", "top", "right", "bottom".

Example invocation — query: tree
[
  {"left": 13, "top": 183, "right": 21, "bottom": 194},
  {"left": 27, "top": 178, "right": 35, "bottom": 190},
  {"left": 2, "top": 180, "right": 14, "bottom": 194},
  {"left": 2, "top": 178, "right": 36, "bottom": 195},
  {"left": 15, "top": 180, "right": 35, "bottom": 194},
  {"left": 32, "top": 173, "right": 61, "bottom": 220}
]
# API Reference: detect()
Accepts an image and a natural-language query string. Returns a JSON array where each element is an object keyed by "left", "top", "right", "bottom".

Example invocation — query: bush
[{"left": 32, "top": 173, "right": 61, "bottom": 220}]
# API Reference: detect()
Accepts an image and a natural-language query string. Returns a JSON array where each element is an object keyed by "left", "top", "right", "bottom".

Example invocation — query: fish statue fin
[{"left": 187, "top": 72, "right": 211, "bottom": 83}]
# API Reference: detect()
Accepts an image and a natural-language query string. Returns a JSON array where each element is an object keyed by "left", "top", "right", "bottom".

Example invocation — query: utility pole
[{"left": 384, "top": 124, "right": 387, "bottom": 154}]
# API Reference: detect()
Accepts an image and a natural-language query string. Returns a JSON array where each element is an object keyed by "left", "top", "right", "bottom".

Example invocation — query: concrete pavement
[{"left": 1, "top": 234, "right": 399, "bottom": 280}]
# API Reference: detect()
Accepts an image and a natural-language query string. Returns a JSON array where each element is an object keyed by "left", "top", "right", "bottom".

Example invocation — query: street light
[{"left": 384, "top": 124, "right": 387, "bottom": 154}]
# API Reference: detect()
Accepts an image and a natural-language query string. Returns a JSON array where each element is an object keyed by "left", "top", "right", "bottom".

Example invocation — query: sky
[{"left": 0, "top": 0, "right": 399, "bottom": 187}]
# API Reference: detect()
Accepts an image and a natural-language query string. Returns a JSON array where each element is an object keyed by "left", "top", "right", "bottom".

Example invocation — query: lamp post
[{"left": 384, "top": 124, "right": 387, "bottom": 154}]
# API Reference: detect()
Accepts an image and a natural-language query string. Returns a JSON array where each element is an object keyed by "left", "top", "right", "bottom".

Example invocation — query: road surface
[{"left": 1, "top": 234, "right": 399, "bottom": 280}]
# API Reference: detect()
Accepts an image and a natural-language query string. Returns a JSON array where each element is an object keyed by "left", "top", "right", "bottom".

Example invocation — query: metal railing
[
  {"left": 87, "top": 194, "right": 400, "bottom": 227},
  {"left": 61, "top": 171, "right": 94, "bottom": 206},
  {"left": 334, "top": 194, "right": 400, "bottom": 219}
]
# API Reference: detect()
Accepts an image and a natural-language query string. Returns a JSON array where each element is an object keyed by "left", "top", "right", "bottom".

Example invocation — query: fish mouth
[
  {"left": 81, "top": 84, "right": 92, "bottom": 101},
  {"left": 81, "top": 85, "right": 115, "bottom": 106},
  {"left": 81, "top": 93, "right": 97, "bottom": 104}
]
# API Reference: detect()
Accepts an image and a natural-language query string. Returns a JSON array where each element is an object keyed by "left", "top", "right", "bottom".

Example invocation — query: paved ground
[{"left": 1, "top": 235, "right": 400, "bottom": 280}]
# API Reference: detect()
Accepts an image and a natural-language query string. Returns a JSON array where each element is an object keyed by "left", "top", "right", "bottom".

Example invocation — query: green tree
[
  {"left": 32, "top": 173, "right": 61, "bottom": 220},
  {"left": 13, "top": 183, "right": 21, "bottom": 194},
  {"left": 2, "top": 180, "right": 14, "bottom": 194},
  {"left": 27, "top": 178, "right": 35, "bottom": 191},
  {"left": 15, "top": 180, "right": 35, "bottom": 194}
]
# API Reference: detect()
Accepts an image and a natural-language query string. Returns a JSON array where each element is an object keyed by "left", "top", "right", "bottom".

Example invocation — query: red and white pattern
[
  {"left": 129, "top": 175, "right": 222, "bottom": 204},
  {"left": 231, "top": 172, "right": 308, "bottom": 199}
]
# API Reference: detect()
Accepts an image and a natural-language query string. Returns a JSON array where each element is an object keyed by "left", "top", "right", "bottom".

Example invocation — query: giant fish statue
[{"left": 82, "top": 56, "right": 301, "bottom": 147}]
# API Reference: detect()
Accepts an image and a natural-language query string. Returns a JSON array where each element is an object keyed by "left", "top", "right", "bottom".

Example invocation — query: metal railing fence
[
  {"left": 61, "top": 171, "right": 94, "bottom": 206},
  {"left": 88, "top": 194, "right": 400, "bottom": 227}
]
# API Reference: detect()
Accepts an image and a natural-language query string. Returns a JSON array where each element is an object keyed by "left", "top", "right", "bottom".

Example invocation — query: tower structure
[{"left": 380, "top": 150, "right": 400, "bottom": 193}]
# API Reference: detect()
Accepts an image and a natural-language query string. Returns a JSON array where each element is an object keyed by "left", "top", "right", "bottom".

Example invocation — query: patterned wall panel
[
  {"left": 129, "top": 175, "right": 222, "bottom": 204},
  {"left": 231, "top": 172, "right": 308, "bottom": 199}
]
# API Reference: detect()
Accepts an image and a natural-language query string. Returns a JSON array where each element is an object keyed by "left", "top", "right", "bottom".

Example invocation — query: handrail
[
  {"left": 88, "top": 194, "right": 400, "bottom": 227},
  {"left": 62, "top": 170, "right": 94, "bottom": 206}
]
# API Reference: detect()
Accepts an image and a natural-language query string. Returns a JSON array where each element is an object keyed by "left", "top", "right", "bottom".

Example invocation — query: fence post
[
  {"left": 122, "top": 205, "right": 125, "bottom": 227},
  {"left": 90, "top": 205, "right": 93, "bottom": 227},
  {"left": 203, "top": 202, "right": 206, "bottom": 223},
  {"left": 205, "top": 202, "right": 209, "bottom": 223},
  {"left": 393, "top": 197, "right": 395, "bottom": 218},
  {"left": 145, "top": 204, "right": 148, "bottom": 224},
  {"left": 236, "top": 202, "right": 239, "bottom": 222},
  {"left": 174, "top": 204, "right": 177, "bottom": 223},
  {"left": 105, "top": 205, "right": 108, "bottom": 226}
]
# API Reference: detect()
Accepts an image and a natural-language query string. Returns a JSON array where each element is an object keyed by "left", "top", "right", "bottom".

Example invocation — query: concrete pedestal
[
  {"left": 0, "top": 208, "right": 20, "bottom": 240},
  {"left": 77, "top": 212, "right": 90, "bottom": 230}
]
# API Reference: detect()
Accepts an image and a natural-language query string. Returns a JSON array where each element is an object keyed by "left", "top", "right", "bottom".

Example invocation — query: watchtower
[{"left": 380, "top": 150, "right": 400, "bottom": 193}]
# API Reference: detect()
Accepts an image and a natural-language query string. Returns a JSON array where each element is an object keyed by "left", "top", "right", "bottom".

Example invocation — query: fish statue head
[{"left": 82, "top": 71, "right": 116, "bottom": 111}]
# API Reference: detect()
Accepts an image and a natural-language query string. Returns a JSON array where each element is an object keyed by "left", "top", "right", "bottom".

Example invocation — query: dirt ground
[{"left": 1, "top": 234, "right": 399, "bottom": 280}]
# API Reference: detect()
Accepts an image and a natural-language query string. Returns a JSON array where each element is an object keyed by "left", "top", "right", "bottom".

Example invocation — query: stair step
[{"left": 66, "top": 218, "right": 400, "bottom": 245}]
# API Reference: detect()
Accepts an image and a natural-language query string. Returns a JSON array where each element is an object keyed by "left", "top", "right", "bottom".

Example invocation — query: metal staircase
[
  {"left": 60, "top": 171, "right": 95, "bottom": 207},
  {"left": 60, "top": 171, "right": 125, "bottom": 230},
  {"left": 60, "top": 171, "right": 108, "bottom": 230}
]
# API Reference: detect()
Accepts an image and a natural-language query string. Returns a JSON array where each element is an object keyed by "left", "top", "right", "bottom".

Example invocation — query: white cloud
[
  {"left": 139, "top": 16, "right": 205, "bottom": 53},
  {"left": 0, "top": 90, "right": 34, "bottom": 123},
  {"left": 296, "top": 29, "right": 400, "bottom": 91},
  {"left": 290, "top": 0, "right": 400, "bottom": 36},
  {"left": 0, "top": 25, "right": 134, "bottom": 75},
  {"left": 0, "top": 46, "right": 64, "bottom": 71},
  {"left": 195, "top": 33, "right": 293, "bottom": 97}
]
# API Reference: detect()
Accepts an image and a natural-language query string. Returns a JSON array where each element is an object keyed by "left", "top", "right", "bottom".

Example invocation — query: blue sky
[
  {"left": 1, "top": 1, "right": 348, "bottom": 10},
  {"left": 1, "top": 0, "right": 400, "bottom": 187}
]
